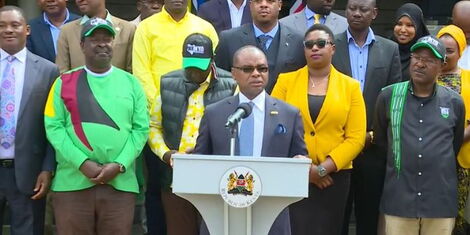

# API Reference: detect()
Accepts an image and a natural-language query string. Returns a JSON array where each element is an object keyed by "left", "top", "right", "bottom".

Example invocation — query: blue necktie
[
  {"left": 0, "top": 56, "right": 16, "bottom": 149},
  {"left": 239, "top": 102, "right": 254, "bottom": 156},
  {"left": 258, "top": 35, "right": 271, "bottom": 51}
]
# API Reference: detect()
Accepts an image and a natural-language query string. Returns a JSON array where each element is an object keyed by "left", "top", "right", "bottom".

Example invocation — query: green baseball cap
[
  {"left": 81, "top": 17, "right": 116, "bottom": 40},
  {"left": 410, "top": 35, "right": 446, "bottom": 61},
  {"left": 182, "top": 33, "right": 213, "bottom": 70}
]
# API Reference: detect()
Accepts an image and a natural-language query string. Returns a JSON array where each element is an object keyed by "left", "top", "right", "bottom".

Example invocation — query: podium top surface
[
  {"left": 172, "top": 154, "right": 312, "bottom": 164},
  {"left": 172, "top": 154, "right": 311, "bottom": 197}
]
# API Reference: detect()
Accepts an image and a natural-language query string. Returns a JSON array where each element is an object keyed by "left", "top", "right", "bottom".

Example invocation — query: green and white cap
[
  {"left": 411, "top": 35, "right": 446, "bottom": 61},
  {"left": 81, "top": 17, "right": 116, "bottom": 40}
]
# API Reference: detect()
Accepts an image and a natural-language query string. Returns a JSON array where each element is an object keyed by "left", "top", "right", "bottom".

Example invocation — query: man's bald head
[
  {"left": 453, "top": 1, "right": 470, "bottom": 43},
  {"left": 232, "top": 46, "right": 267, "bottom": 67}
]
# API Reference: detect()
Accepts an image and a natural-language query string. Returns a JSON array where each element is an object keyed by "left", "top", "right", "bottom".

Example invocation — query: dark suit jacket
[
  {"left": 214, "top": 23, "right": 306, "bottom": 93},
  {"left": 332, "top": 32, "right": 402, "bottom": 130},
  {"left": 15, "top": 51, "right": 59, "bottom": 195},
  {"left": 26, "top": 11, "right": 80, "bottom": 63},
  {"left": 198, "top": 0, "right": 252, "bottom": 35},
  {"left": 194, "top": 94, "right": 307, "bottom": 158}
]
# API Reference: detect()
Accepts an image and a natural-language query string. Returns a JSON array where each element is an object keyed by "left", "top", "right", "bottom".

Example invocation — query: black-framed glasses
[
  {"left": 232, "top": 66, "right": 269, "bottom": 74},
  {"left": 303, "top": 39, "right": 332, "bottom": 49}
]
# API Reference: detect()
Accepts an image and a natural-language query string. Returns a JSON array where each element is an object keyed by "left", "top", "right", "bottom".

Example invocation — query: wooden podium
[{"left": 172, "top": 154, "right": 311, "bottom": 235}]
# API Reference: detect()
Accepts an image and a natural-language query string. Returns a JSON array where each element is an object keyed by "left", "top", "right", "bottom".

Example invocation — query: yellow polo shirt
[{"left": 132, "top": 7, "right": 218, "bottom": 108}]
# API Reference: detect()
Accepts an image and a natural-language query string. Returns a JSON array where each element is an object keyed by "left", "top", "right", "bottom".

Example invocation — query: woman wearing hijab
[
  {"left": 437, "top": 25, "right": 470, "bottom": 235},
  {"left": 392, "top": 3, "right": 430, "bottom": 81}
]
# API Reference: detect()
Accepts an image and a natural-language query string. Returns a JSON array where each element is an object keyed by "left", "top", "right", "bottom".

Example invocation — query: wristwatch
[
  {"left": 118, "top": 163, "right": 126, "bottom": 173},
  {"left": 317, "top": 164, "right": 327, "bottom": 178}
]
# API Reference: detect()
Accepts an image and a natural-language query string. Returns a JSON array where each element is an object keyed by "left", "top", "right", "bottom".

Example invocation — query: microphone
[{"left": 225, "top": 103, "right": 253, "bottom": 128}]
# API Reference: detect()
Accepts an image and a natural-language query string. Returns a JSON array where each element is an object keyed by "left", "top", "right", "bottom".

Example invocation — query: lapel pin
[
  {"left": 270, "top": 111, "right": 279, "bottom": 115},
  {"left": 285, "top": 42, "right": 289, "bottom": 46}
]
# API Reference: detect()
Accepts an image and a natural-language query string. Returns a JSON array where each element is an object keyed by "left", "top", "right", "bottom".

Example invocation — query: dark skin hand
[
  {"left": 90, "top": 163, "right": 121, "bottom": 185},
  {"left": 364, "top": 131, "right": 372, "bottom": 150},
  {"left": 163, "top": 148, "right": 194, "bottom": 167},
  {"left": 79, "top": 160, "right": 103, "bottom": 178},
  {"left": 31, "top": 171, "right": 52, "bottom": 200},
  {"left": 296, "top": 155, "right": 337, "bottom": 189}
]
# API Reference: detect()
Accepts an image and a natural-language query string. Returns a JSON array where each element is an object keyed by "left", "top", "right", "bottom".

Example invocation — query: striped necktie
[{"left": 0, "top": 56, "right": 16, "bottom": 149}]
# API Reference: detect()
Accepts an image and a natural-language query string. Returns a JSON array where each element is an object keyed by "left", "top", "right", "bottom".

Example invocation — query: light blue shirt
[
  {"left": 253, "top": 23, "right": 279, "bottom": 50},
  {"left": 346, "top": 28, "right": 375, "bottom": 91},
  {"left": 239, "top": 91, "right": 266, "bottom": 157},
  {"left": 0, "top": 48, "right": 27, "bottom": 158},
  {"left": 43, "top": 9, "right": 70, "bottom": 54},
  {"left": 305, "top": 7, "right": 326, "bottom": 29}
]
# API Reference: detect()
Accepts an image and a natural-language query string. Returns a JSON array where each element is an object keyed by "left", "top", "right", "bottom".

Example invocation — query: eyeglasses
[
  {"left": 232, "top": 66, "right": 269, "bottom": 74},
  {"left": 303, "top": 39, "right": 333, "bottom": 49},
  {"left": 410, "top": 54, "right": 440, "bottom": 65}
]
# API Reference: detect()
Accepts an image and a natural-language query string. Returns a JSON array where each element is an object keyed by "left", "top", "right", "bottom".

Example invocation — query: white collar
[
  {"left": 239, "top": 90, "right": 266, "bottom": 112},
  {"left": 0, "top": 47, "right": 27, "bottom": 63},
  {"left": 84, "top": 66, "right": 113, "bottom": 77}
]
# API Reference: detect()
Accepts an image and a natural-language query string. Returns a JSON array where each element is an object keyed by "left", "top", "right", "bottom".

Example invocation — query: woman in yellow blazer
[
  {"left": 436, "top": 24, "right": 470, "bottom": 234},
  {"left": 271, "top": 24, "right": 366, "bottom": 235}
]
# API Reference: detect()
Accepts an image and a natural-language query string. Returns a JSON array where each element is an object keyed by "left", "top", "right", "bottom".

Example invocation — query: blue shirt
[
  {"left": 43, "top": 9, "right": 71, "bottom": 54},
  {"left": 346, "top": 28, "right": 375, "bottom": 91},
  {"left": 253, "top": 23, "right": 279, "bottom": 50},
  {"left": 305, "top": 7, "right": 326, "bottom": 29}
]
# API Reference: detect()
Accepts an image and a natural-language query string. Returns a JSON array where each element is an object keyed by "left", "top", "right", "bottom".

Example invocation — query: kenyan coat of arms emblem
[{"left": 220, "top": 166, "right": 262, "bottom": 208}]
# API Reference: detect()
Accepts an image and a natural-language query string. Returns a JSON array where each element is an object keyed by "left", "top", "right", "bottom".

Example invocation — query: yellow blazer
[
  {"left": 458, "top": 69, "right": 470, "bottom": 168},
  {"left": 272, "top": 66, "right": 366, "bottom": 170}
]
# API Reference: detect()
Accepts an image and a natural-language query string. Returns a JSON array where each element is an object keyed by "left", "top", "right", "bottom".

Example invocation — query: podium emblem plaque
[{"left": 220, "top": 166, "right": 262, "bottom": 208}]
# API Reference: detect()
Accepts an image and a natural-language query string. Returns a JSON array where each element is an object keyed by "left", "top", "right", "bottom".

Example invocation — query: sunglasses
[
  {"left": 303, "top": 39, "right": 333, "bottom": 49},
  {"left": 232, "top": 66, "right": 269, "bottom": 74}
]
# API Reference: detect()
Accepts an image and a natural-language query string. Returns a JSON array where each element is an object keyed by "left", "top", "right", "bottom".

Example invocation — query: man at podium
[{"left": 194, "top": 45, "right": 308, "bottom": 235}]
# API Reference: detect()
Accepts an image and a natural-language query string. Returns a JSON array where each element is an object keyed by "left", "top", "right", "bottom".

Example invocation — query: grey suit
[
  {"left": 0, "top": 51, "right": 59, "bottom": 235},
  {"left": 214, "top": 23, "right": 306, "bottom": 93},
  {"left": 194, "top": 94, "right": 307, "bottom": 235},
  {"left": 280, "top": 10, "right": 348, "bottom": 36},
  {"left": 332, "top": 31, "right": 401, "bottom": 235}
]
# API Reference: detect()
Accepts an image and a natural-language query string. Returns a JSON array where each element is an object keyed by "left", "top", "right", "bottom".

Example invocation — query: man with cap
[
  {"left": 373, "top": 35, "right": 465, "bottom": 235},
  {"left": 148, "top": 33, "right": 236, "bottom": 235},
  {"left": 44, "top": 17, "right": 149, "bottom": 234}
]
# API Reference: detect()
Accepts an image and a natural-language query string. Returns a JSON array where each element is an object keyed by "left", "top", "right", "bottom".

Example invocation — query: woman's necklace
[{"left": 309, "top": 73, "right": 330, "bottom": 88}]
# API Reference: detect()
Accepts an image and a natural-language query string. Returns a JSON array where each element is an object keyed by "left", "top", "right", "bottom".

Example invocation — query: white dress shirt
[
  {"left": 458, "top": 45, "right": 470, "bottom": 70},
  {"left": 238, "top": 91, "right": 265, "bottom": 157},
  {"left": 227, "top": 0, "right": 247, "bottom": 28},
  {"left": 0, "top": 48, "right": 27, "bottom": 158}
]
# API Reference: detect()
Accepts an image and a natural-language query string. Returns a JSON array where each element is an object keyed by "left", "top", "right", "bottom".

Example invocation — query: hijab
[
  {"left": 392, "top": 3, "right": 430, "bottom": 81},
  {"left": 437, "top": 25, "right": 467, "bottom": 58}
]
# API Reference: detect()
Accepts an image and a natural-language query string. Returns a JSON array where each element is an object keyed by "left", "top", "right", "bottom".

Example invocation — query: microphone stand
[
  {"left": 229, "top": 123, "right": 238, "bottom": 157},
  {"left": 225, "top": 121, "right": 238, "bottom": 235}
]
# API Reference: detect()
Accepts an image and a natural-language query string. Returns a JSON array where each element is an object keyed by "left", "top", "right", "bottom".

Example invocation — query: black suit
[
  {"left": 332, "top": 31, "right": 401, "bottom": 235},
  {"left": 26, "top": 11, "right": 80, "bottom": 63},
  {"left": 197, "top": 0, "right": 252, "bottom": 35},
  {"left": 0, "top": 50, "right": 59, "bottom": 235},
  {"left": 214, "top": 23, "right": 306, "bottom": 93}
]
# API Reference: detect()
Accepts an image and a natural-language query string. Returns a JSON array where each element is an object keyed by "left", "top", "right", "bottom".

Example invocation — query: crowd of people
[{"left": 0, "top": 0, "right": 469, "bottom": 234}]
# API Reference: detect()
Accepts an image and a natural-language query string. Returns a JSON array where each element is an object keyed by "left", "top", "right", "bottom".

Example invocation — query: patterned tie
[
  {"left": 239, "top": 102, "right": 254, "bottom": 156},
  {"left": 314, "top": 14, "right": 322, "bottom": 24},
  {"left": 257, "top": 35, "right": 271, "bottom": 51},
  {"left": 0, "top": 56, "right": 16, "bottom": 149}
]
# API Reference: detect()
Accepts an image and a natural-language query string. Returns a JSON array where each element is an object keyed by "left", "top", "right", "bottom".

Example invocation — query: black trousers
[
  {"left": 290, "top": 170, "right": 351, "bottom": 235},
  {"left": 342, "top": 146, "right": 386, "bottom": 235},
  {"left": 0, "top": 166, "right": 45, "bottom": 235},
  {"left": 144, "top": 145, "right": 167, "bottom": 235}
]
